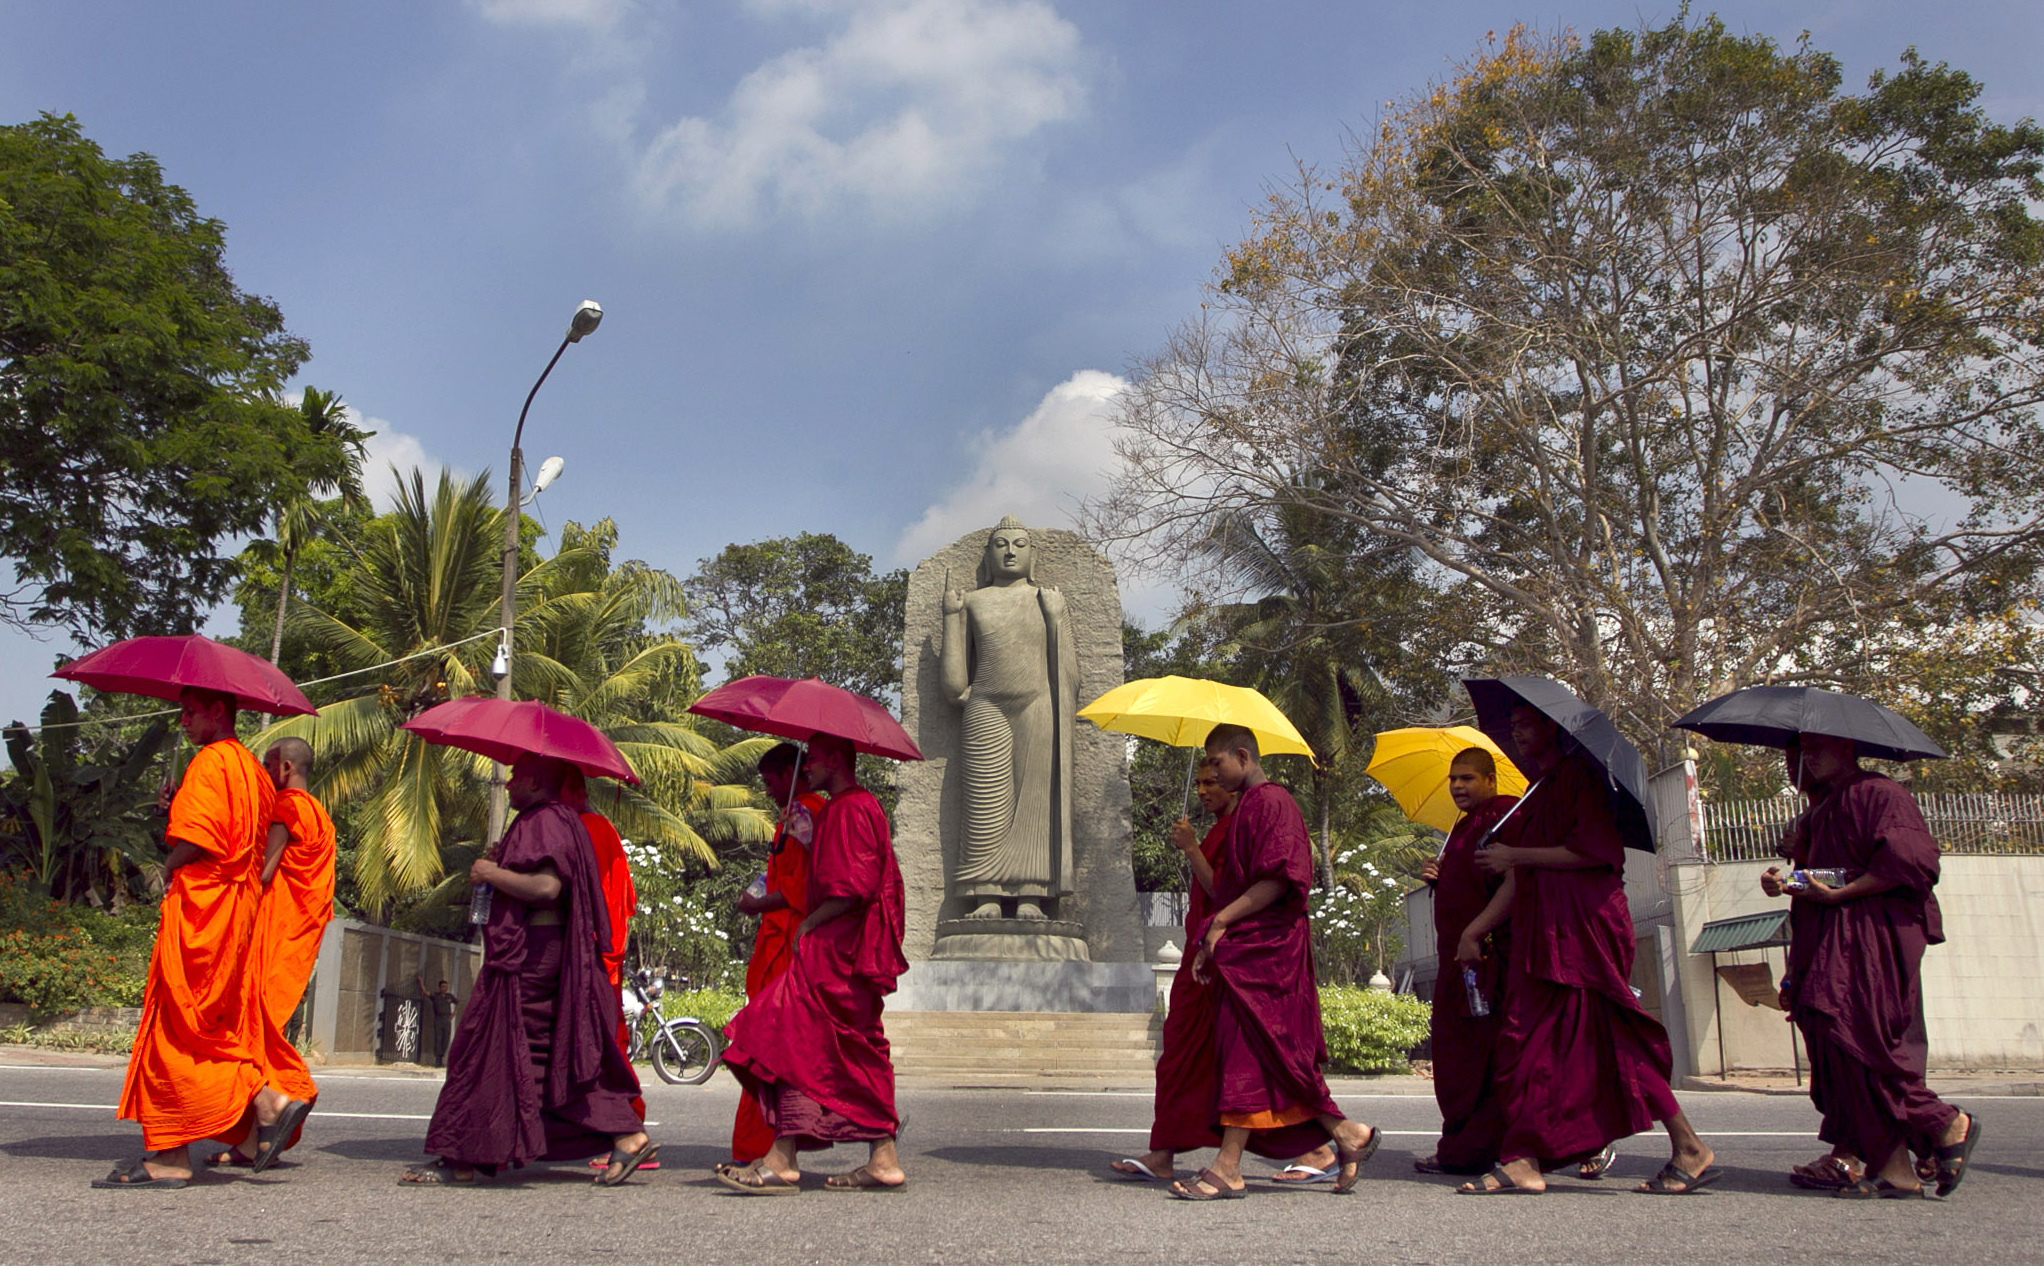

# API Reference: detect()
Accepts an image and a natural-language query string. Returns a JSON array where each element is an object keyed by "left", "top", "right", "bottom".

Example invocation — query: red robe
[
  {"left": 1428, "top": 792, "right": 1519, "bottom": 1172},
  {"left": 732, "top": 791, "right": 822, "bottom": 1162},
  {"left": 1493, "top": 755, "right": 1678, "bottom": 1165},
  {"left": 251, "top": 787, "right": 336, "bottom": 1150},
  {"left": 1208, "top": 781, "right": 1340, "bottom": 1153},
  {"left": 1147, "top": 811, "right": 1231, "bottom": 1153},
  {"left": 119, "top": 740, "right": 272, "bottom": 1150},
  {"left": 1785, "top": 771, "right": 1955, "bottom": 1167},
  {"left": 723, "top": 787, "right": 906, "bottom": 1145},
  {"left": 579, "top": 809, "right": 641, "bottom": 1121}
]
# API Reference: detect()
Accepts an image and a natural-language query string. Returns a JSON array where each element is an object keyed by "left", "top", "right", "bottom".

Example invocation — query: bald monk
[
  {"left": 718, "top": 732, "right": 908, "bottom": 1193},
  {"left": 558, "top": 766, "right": 655, "bottom": 1172},
  {"left": 1761, "top": 732, "right": 1980, "bottom": 1199},
  {"left": 729, "top": 742, "right": 823, "bottom": 1166},
  {"left": 1456, "top": 703, "right": 1715, "bottom": 1195},
  {"left": 404, "top": 754, "right": 653, "bottom": 1187},
  {"left": 96, "top": 688, "right": 307, "bottom": 1188},
  {"left": 206, "top": 738, "right": 335, "bottom": 1167},
  {"left": 1414, "top": 747, "right": 1519, "bottom": 1176},
  {"left": 1172, "top": 724, "right": 1380, "bottom": 1200}
]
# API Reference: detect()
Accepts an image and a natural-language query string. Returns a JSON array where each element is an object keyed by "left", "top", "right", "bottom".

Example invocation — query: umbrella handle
[{"left": 1181, "top": 748, "right": 1198, "bottom": 819}]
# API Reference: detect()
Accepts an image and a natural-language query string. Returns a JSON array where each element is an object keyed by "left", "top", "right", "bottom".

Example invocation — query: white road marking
[{"left": 0, "top": 1101, "right": 435, "bottom": 1121}]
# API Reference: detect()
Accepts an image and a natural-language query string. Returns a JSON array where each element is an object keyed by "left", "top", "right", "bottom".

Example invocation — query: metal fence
[{"left": 1703, "top": 793, "right": 2044, "bottom": 862}]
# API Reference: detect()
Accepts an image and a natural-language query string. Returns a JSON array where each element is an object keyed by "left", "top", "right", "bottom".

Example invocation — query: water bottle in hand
[
  {"left": 1463, "top": 965, "right": 1490, "bottom": 1018},
  {"left": 468, "top": 882, "right": 494, "bottom": 925}
]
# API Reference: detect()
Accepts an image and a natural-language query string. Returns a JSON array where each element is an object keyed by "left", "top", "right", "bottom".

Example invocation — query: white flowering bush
[
  {"left": 1310, "top": 840, "right": 1415, "bottom": 985},
  {"left": 620, "top": 837, "right": 738, "bottom": 988}
]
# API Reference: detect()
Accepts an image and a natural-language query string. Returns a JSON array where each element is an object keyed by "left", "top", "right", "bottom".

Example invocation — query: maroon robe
[
  {"left": 1785, "top": 771, "right": 1955, "bottom": 1167},
  {"left": 424, "top": 799, "right": 642, "bottom": 1168},
  {"left": 723, "top": 786, "right": 907, "bottom": 1145},
  {"left": 1148, "top": 812, "right": 1230, "bottom": 1154},
  {"left": 1493, "top": 755, "right": 1679, "bottom": 1166},
  {"left": 1208, "top": 781, "right": 1341, "bottom": 1154},
  {"left": 1429, "top": 792, "right": 1519, "bottom": 1172}
]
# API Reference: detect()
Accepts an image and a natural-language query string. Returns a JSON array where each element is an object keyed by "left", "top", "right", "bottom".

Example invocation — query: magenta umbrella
[
  {"left": 688, "top": 675, "right": 923, "bottom": 761},
  {"left": 52, "top": 634, "right": 316, "bottom": 717},
  {"left": 399, "top": 697, "right": 640, "bottom": 785}
]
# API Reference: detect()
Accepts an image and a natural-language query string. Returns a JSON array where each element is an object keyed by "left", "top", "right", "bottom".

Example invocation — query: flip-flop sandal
[
  {"left": 91, "top": 1158, "right": 189, "bottom": 1190},
  {"left": 596, "top": 1141, "right": 660, "bottom": 1187},
  {"left": 249, "top": 1099, "right": 313, "bottom": 1176},
  {"left": 1330, "top": 1126, "right": 1383, "bottom": 1195},
  {"left": 1836, "top": 1178, "right": 1925, "bottom": 1200},
  {"left": 1457, "top": 1165, "right": 1541, "bottom": 1195},
  {"left": 1170, "top": 1167, "right": 1246, "bottom": 1201},
  {"left": 716, "top": 1165, "right": 803, "bottom": 1195},
  {"left": 203, "top": 1149, "right": 257, "bottom": 1168},
  {"left": 1579, "top": 1144, "right": 1618, "bottom": 1180},
  {"left": 398, "top": 1160, "right": 481, "bottom": 1186},
  {"left": 590, "top": 1155, "right": 662, "bottom": 1171},
  {"left": 1789, "top": 1156, "right": 1861, "bottom": 1190},
  {"left": 823, "top": 1166, "right": 908, "bottom": 1193},
  {"left": 1109, "top": 1158, "right": 1164, "bottom": 1182},
  {"left": 1635, "top": 1162, "right": 1723, "bottom": 1195},
  {"left": 1413, "top": 1155, "right": 1448, "bottom": 1175},
  {"left": 1934, "top": 1113, "right": 1982, "bottom": 1199},
  {"left": 1272, "top": 1163, "right": 1335, "bottom": 1184}
]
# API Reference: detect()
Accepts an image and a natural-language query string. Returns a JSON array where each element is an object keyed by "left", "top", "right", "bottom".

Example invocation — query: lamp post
[{"left": 485, "top": 299, "right": 603, "bottom": 847}]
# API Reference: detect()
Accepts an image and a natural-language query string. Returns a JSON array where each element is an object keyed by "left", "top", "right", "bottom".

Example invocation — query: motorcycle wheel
[{"left": 650, "top": 1020, "right": 720, "bottom": 1086}]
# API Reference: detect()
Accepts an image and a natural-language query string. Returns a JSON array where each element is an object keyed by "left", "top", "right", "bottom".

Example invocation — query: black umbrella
[
  {"left": 1463, "top": 675, "right": 1658, "bottom": 853},
  {"left": 1673, "top": 685, "right": 1947, "bottom": 762}
]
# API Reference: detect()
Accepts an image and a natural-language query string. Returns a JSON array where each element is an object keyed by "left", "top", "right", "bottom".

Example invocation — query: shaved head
[
  {"left": 267, "top": 737, "right": 313, "bottom": 773},
  {"left": 1449, "top": 747, "right": 1496, "bottom": 778}
]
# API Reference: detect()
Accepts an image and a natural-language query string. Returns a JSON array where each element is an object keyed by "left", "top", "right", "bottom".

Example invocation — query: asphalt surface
[{"left": 0, "top": 1054, "right": 2034, "bottom": 1264}]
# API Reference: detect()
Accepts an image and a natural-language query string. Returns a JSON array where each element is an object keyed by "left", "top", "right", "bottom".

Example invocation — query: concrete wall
[{"left": 305, "top": 919, "right": 482, "bottom": 1065}]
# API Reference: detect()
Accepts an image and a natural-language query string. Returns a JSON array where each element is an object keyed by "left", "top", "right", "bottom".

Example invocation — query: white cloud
[
  {"left": 469, "top": 0, "right": 628, "bottom": 26},
  {"left": 895, "top": 368, "right": 1123, "bottom": 560},
  {"left": 634, "top": 0, "right": 1088, "bottom": 227},
  {"left": 359, "top": 414, "right": 453, "bottom": 512}
]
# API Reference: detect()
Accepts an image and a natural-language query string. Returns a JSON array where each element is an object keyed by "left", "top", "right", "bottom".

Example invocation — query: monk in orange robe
[
  {"left": 561, "top": 766, "right": 655, "bottom": 1171},
  {"left": 729, "top": 742, "right": 823, "bottom": 1164},
  {"left": 205, "top": 737, "right": 335, "bottom": 1167},
  {"left": 96, "top": 688, "right": 310, "bottom": 1188}
]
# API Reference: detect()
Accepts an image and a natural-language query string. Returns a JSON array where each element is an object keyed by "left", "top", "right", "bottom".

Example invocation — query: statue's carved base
[{"left": 933, "top": 918, "right": 1091, "bottom": 962}]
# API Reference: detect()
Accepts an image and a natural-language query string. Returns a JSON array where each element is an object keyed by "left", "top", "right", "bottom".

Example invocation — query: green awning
[{"left": 1689, "top": 910, "right": 1791, "bottom": 954}]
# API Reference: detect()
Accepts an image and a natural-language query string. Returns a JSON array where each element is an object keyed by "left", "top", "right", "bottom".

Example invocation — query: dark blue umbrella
[
  {"left": 1463, "top": 675, "right": 1657, "bottom": 853},
  {"left": 1673, "top": 685, "right": 1946, "bottom": 762}
]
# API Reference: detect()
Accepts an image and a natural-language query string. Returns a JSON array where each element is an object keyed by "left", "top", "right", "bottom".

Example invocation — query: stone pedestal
[
  {"left": 934, "top": 918, "right": 1090, "bottom": 961},
  {"left": 890, "top": 960, "right": 1155, "bottom": 1012}
]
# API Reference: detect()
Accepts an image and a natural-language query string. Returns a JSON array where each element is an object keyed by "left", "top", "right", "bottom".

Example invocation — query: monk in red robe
[
  {"left": 96, "top": 688, "right": 306, "bottom": 1188},
  {"left": 1761, "top": 732, "right": 1979, "bottom": 1199},
  {"left": 1456, "top": 703, "right": 1715, "bottom": 1195},
  {"left": 1170, "top": 724, "right": 1380, "bottom": 1200},
  {"left": 718, "top": 732, "right": 908, "bottom": 1193},
  {"left": 1414, "top": 747, "right": 1519, "bottom": 1176},
  {"left": 560, "top": 765, "right": 654, "bottom": 1172},
  {"left": 729, "top": 742, "right": 823, "bottom": 1165},
  {"left": 206, "top": 737, "right": 335, "bottom": 1167},
  {"left": 404, "top": 754, "right": 653, "bottom": 1187}
]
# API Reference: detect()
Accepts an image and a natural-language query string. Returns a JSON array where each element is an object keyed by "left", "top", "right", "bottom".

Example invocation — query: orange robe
[
  {"left": 119, "top": 740, "right": 273, "bottom": 1150},
  {"left": 731, "top": 792, "right": 821, "bottom": 1162},
  {"left": 251, "top": 787, "right": 336, "bottom": 1148}
]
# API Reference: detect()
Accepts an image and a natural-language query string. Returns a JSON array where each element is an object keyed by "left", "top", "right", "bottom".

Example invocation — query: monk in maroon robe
[
  {"left": 1414, "top": 747, "right": 1519, "bottom": 1175},
  {"left": 1761, "top": 732, "right": 1979, "bottom": 1199},
  {"left": 1456, "top": 704, "right": 1716, "bottom": 1195},
  {"left": 1170, "top": 724, "right": 1379, "bottom": 1200},
  {"left": 718, "top": 732, "right": 909, "bottom": 1193},
  {"left": 404, "top": 754, "right": 653, "bottom": 1187}
]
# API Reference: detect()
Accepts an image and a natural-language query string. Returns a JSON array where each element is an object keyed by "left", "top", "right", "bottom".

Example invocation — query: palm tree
[
  {"left": 258, "top": 388, "right": 369, "bottom": 663},
  {"left": 257, "top": 469, "right": 771, "bottom": 914}
]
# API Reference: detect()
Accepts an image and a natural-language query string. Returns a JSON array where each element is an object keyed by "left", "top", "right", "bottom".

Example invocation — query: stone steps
[{"left": 884, "top": 1010, "right": 1160, "bottom": 1077}]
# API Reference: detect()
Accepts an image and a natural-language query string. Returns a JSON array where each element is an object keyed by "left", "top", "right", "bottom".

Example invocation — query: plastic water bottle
[
  {"left": 1462, "top": 965, "right": 1490, "bottom": 1018},
  {"left": 468, "top": 881, "right": 493, "bottom": 925},
  {"left": 745, "top": 873, "right": 768, "bottom": 901}
]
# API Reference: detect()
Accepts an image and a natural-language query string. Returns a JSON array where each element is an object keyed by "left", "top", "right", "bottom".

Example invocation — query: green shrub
[
  {"left": 0, "top": 871, "right": 155, "bottom": 1012},
  {"left": 663, "top": 986, "right": 746, "bottom": 1033},
  {"left": 1320, "top": 985, "right": 1430, "bottom": 1074}
]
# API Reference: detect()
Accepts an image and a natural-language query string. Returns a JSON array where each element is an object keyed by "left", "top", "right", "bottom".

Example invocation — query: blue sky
[{"left": 3, "top": 0, "right": 2040, "bottom": 724}]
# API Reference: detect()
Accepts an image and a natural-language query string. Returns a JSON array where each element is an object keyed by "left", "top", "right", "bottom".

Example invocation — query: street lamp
[{"left": 486, "top": 299, "right": 603, "bottom": 847}]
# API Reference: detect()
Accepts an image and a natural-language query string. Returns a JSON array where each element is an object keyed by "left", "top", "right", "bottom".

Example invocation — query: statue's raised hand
[
  {"left": 942, "top": 568, "right": 967, "bottom": 615},
  {"left": 1040, "top": 584, "right": 1066, "bottom": 618}
]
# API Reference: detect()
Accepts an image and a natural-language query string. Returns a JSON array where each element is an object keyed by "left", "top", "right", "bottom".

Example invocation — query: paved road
[{"left": 0, "top": 1057, "right": 2034, "bottom": 1264}]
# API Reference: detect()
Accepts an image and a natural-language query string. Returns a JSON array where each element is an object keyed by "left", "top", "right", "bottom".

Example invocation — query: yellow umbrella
[
  {"left": 1365, "top": 725, "right": 1527, "bottom": 832},
  {"left": 1079, "top": 676, "right": 1316, "bottom": 761}
]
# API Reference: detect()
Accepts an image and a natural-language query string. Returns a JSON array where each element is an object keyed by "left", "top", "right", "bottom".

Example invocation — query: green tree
[
  {"left": 1091, "top": 19, "right": 2044, "bottom": 758},
  {"left": 0, "top": 691, "right": 176, "bottom": 905},
  {"left": 684, "top": 533, "right": 908, "bottom": 702},
  {"left": 254, "top": 470, "right": 770, "bottom": 915},
  {"left": 0, "top": 113, "right": 347, "bottom": 640},
  {"left": 248, "top": 388, "right": 368, "bottom": 662}
]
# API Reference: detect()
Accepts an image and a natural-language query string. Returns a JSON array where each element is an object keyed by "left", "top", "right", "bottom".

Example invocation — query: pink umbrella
[
  {"left": 52, "top": 634, "right": 316, "bottom": 716},
  {"left": 688, "top": 675, "right": 923, "bottom": 761},
  {"left": 400, "top": 697, "right": 640, "bottom": 785}
]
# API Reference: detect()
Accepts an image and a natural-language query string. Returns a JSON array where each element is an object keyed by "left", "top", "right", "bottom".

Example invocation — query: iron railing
[{"left": 1702, "top": 793, "right": 2044, "bottom": 862}]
